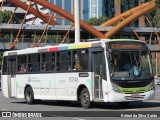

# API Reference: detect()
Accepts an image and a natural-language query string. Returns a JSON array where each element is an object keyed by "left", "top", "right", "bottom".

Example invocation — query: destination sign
[
  {"left": 110, "top": 44, "right": 142, "bottom": 49},
  {"left": 109, "top": 41, "right": 146, "bottom": 50}
]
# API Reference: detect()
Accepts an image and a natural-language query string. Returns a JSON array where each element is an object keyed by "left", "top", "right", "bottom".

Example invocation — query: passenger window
[
  {"left": 72, "top": 49, "right": 88, "bottom": 71},
  {"left": 2, "top": 57, "right": 8, "bottom": 75},
  {"left": 28, "top": 54, "right": 40, "bottom": 72},
  {"left": 41, "top": 52, "right": 53, "bottom": 71},
  {"left": 56, "top": 52, "right": 60, "bottom": 71},
  {"left": 18, "top": 55, "right": 27, "bottom": 73}
]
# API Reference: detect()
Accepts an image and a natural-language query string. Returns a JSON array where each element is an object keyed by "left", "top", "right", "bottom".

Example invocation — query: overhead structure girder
[
  {"left": 6, "top": 0, "right": 59, "bottom": 25},
  {"left": 29, "top": 0, "right": 105, "bottom": 38}
]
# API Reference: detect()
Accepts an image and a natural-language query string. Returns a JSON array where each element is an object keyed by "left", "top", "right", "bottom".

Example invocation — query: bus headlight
[
  {"left": 150, "top": 81, "right": 155, "bottom": 90},
  {"left": 112, "top": 83, "right": 120, "bottom": 93}
]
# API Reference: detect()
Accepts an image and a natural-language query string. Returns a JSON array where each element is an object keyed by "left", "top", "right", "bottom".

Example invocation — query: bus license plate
[{"left": 131, "top": 94, "right": 140, "bottom": 98}]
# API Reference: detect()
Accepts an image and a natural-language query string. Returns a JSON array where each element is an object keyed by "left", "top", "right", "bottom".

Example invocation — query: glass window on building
[
  {"left": 56, "top": 0, "right": 62, "bottom": 24},
  {"left": 104, "top": 0, "right": 114, "bottom": 19},
  {"left": 83, "top": 0, "right": 89, "bottom": 21},
  {"left": 64, "top": 0, "right": 71, "bottom": 25}
]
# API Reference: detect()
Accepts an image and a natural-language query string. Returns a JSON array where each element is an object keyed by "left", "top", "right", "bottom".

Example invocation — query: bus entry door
[
  {"left": 92, "top": 52, "right": 103, "bottom": 99},
  {"left": 8, "top": 58, "right": 17, "bottom": 98}
]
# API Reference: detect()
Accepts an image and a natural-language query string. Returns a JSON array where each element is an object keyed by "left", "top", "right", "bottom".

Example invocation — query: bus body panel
[
  {"left": 16, "top": 74, "right": 41, "bottom": 99},
  {"left": 1, "top": 39, "right": 155, "bottom": 106},
  {"left": 15, "top": 72, "right": 92, "bottom": 101},
  {"left": 2, "top": 75, "right": 9, "bottom": 98},
  {"left": 55, "top": 72, "right": 92, "bottom": 101},
  {"left": 40, "top": 73, "right": 56, "bottom": 100},
  {"left": 101, "top": 79, "right": 109, "bottom": 101}
]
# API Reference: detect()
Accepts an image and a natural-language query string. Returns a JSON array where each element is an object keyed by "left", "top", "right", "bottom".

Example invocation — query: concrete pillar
[
  {"left": 114, "top": 0, "right": 121, "bottom": 16},
  {"left": 62, "top": 0, "right": 65, "bottom": 25},
  {"left": 71, "top": 0, "right": 74, "bottom": 15},
  {"left": 74, "top": 0, "right": 80, "bottom": 43},
  {"left": 81, "top": 0, "right": 84, "bottom": 20},
  {"left": 54, "top": 0, "right": 56, "bottom": 21}
]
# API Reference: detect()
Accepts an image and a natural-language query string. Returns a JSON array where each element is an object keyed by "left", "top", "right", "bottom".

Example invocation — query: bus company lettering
[
  {"left": 11, "top": 112, "right": 42, "bottom": 117},
  {"left": 28, "top": 76, "right": 40, "bottom": 83},
  {"left": 69, "top": 77, "right": 78, "bottom": 82}
]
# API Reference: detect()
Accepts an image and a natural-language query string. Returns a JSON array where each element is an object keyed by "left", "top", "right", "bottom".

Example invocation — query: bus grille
[
  {"left": 115, "top": 80, "right": 151, "bottom": 88},
  {"left": 125, "top": 95, "right": 146, "bottom": 100}
]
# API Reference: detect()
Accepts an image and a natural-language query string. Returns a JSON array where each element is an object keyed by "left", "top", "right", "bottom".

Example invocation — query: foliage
[
  {"left": 149, "top": 9, "right": 160, "bottom": 28},
  {"left": 0, "top": 10, "right": 21, "bottom": 24},
  {"left": 87, "top": 16, "right": 108, "bottom": 26},
  {"left": 155, "top": 0, "right": 160, "bottom": 7}
]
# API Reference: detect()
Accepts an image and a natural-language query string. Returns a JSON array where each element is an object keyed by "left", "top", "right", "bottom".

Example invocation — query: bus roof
[{"left": 3, "top": 39, "right": 145, "bottom": 56}]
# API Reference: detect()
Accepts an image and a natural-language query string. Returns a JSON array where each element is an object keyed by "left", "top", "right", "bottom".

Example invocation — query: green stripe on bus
[
  {"left": 68, "top": 45, "right": 79, "bottom": 49},
  {"left": 49, "top": 80, "right": 52, "bottom": 87},
  {"left": 118, "top": 85, "right": 150, "bottom": 94},
  {"left": 16, "top": 81, "right": 20, "bottom": 88},
  {"left": 87, "top": 79, "right": 91, "bottom": 87}
]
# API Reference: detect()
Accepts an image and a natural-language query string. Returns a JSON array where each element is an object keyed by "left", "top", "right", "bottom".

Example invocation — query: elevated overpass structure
[{"left": 0, "top": 24, "right": 160, "bottom": 51}]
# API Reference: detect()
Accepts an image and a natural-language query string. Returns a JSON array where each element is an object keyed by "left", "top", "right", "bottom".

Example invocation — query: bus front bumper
[{"left": 108, "top": 89, "right": 155, "bottom": 102}]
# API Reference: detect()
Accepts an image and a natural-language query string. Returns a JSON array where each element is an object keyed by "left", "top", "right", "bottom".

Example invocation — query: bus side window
[
  {"left": 29, "top": 54, "right": 40, "bottom": 72},
  {"left": 56, "top": 52, "right": 60, "bottom": 71},
  {"left": 67, "top": 51, "right": 72, "bottom": 70},
  {"left": 51, "top": 53, "right": 55, "bottom": 70},
  {"left": 28, "top": 55, "right": 32, "bottom": 72},
  {"left": 41, "top": 52, "right": 52, "bottom": 72},
  {"left": 72, "top": 50, "right": 88, "bottom": 71},
  {"left": 72, "top": 51, "right": 79, "bottom": 70},
  {"left": 102, "top": 53, "right": 107, "bottom": 80},
  {"left": 60, "top": 51, "right": 71, "bottom": 71},
  {"left": 78, "top": 49, "right": 88, "bottom": 70},
  {"left": 2, "top": 56, "right": 7, "bottom": 75},
  {"left": 18, "top": 55, "right": 27, "bottom": 73}
]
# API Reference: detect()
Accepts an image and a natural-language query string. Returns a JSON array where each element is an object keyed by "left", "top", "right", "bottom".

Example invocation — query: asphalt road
[{"left": 0, "top": 86, "right": 160, "bottom": 120}]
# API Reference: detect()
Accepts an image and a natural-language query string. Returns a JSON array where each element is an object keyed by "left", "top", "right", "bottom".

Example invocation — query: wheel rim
[
  {"left": 82, "top": 92, "right": 89, "bottom": 104},
  {"left": 26, "top": 91, "right": 31, "bottom": 102}
]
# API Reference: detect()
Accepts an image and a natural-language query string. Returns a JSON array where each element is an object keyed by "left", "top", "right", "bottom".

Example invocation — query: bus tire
[
  {"left": 25, "top": 86, "right": 34, "bottom": 105},
  {"left": 80, "top": 88, "right": 92, "bottom": 109}
]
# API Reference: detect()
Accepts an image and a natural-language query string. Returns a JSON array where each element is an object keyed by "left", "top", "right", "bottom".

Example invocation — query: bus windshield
[{"left": 109, "top": 50, "right": 153, "bottom": 80}]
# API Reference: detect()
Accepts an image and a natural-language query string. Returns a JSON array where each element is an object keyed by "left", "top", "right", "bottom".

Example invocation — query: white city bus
[{"left": 1, "top": 39, "right": 155, "bottom": 108}]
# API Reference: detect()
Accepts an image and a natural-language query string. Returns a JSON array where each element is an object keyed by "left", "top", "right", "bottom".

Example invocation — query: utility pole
[{"left": 74, "top": 0, "right": 80, "bottom": 43}]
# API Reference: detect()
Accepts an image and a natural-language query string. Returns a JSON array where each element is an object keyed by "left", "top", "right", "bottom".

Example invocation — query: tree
[
  {"left": 87, "top": 17, "right": 99, "bottom": 26},
  {"left": 87, "top": 16, "right": 108, "bottom": 26},
  {"left": 0, "top": 10, "right": 21, "bottom": 24},
  {"left": 151, "top": 2, "right": 160, "bottom": 28}
]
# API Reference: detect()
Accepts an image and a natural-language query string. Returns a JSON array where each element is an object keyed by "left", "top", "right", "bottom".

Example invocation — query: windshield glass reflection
[{"left": 109, "top": 51, "right": 153, "bottom": 80}]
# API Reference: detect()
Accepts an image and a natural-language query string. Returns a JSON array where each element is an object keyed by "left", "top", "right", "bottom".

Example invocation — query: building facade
[
  {"left": 25, "top": 0, "right": 148, "bottom": 27},
  {"left": 26, "top": 0, "right": 91, "bottom": 25},
  {"left": 89, "top": 0, "right": 105, "bottom": 18},
  {"left": 0, "top": 0, "right": 27, "bottom": 20},
  {"left": 26, "top": 0, "right": 105, "bottom": 25}
]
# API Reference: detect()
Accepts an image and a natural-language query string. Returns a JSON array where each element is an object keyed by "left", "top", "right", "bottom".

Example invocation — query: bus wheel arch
[
  {"left": 77, "top": 84, "right": 87, "bottom": 101},
  {"left": 24, "top": 85, "right": 35, "bottom": 104},
  {"left": 77, "top": 85, "right": 92, "bottom": 108}
]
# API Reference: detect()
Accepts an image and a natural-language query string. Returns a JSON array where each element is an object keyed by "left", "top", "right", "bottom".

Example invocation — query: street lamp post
[{"left": 74, "top": 0, "right": 80, "bottom": 43}]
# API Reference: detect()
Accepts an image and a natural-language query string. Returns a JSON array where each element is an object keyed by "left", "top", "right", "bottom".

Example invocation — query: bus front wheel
[
  {"left": 25, "top": 86, "right": 34, "bottom": 104},
  {"left": 80, "top": 88, "right": 92, "bottom": 109}
]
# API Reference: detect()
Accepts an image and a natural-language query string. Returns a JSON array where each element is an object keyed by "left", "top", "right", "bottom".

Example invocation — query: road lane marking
[
  {"left": 73, "top": 118, "right": 86, "bottom": 120},
  {"left": 1, "top": 109, "right": 9, "bottom": 111}
]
